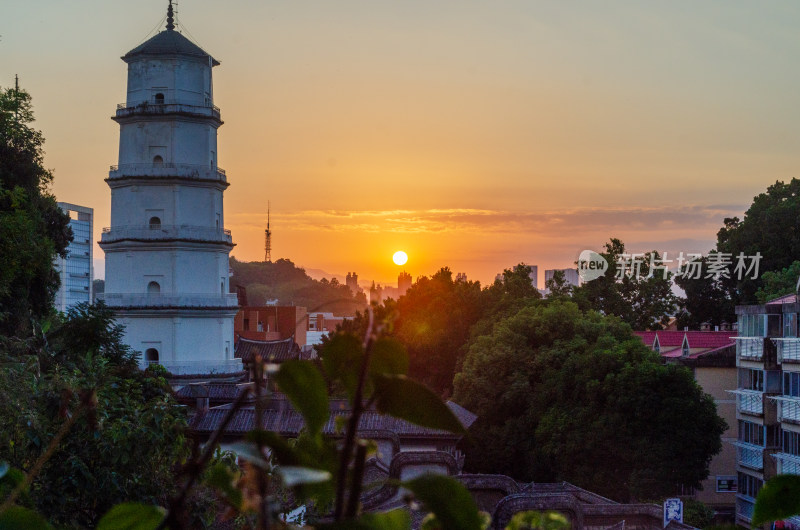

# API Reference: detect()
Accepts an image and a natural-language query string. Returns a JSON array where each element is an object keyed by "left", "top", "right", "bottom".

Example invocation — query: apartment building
[
  {"left": 54, "top": 202, "right": 93, "bottom": 312},
  {"left": 730, "top": 293, "right": 800, "bottom": 528}
]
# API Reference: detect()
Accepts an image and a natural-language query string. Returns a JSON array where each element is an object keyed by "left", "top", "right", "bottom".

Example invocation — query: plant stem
[{"left": 333, "top": 307, "right": 375, "bottom": 520}]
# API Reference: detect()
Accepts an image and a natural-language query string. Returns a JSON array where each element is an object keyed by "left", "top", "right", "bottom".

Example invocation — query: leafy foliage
[
  {"left": 752, "top": 474, "right": 800, "bottom": 525},
  {"left": 0, "top": 304, "right": 205, "bottom": 528},
  {"left": 453, "top": 300, "right": 725, "bottom": 502},
  {"left": 755, "top": 260, "right": 800, "bottom": 304},
  {"left": 571, "top": 238, "right": 678, "bottom": 330},
  {"left": 229, "top": 257, "right": 367, "bottom": 315},
  {"left": 0, "top": 86, "right": 70, "bottom": 335}
]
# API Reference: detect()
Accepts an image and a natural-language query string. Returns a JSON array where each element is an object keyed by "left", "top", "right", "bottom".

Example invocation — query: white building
[
  {"left": 99, "top": 4, "right": 241, "bottom": 375},
  {"left": 54, "top": 202, "right": 93, "bottom": 312},
  {"left": 544, "top": 268, "right": 580, "bottom": 288}
]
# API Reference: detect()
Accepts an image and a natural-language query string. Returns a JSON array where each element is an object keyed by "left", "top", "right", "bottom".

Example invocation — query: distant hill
[{"left": 229, "top": 257, "right": 367, "bottom": 316}]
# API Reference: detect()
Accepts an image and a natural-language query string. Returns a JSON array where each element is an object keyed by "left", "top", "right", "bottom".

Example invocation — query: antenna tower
[{"left": 264, "top": 202, "right": 272, "bottom": 262}]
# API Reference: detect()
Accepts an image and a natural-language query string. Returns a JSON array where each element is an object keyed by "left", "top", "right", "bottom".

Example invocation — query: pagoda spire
[{"left": 166, "top": 1, "right": 175, "bottom": 31}]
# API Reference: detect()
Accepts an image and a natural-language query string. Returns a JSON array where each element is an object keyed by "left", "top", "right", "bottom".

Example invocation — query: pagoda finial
[{"left": 166, "top": 1, "right": 175, "bottom": 31}]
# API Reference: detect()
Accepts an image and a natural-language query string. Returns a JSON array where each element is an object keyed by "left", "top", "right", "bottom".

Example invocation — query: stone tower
[{"left": 99, "top": 3, "right": 241, "bottom": 375}]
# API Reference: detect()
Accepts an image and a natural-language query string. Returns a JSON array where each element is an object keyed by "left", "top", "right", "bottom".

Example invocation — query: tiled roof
[
  {"left": 632, "top": 330, "right": 734, "bottom": 357},
  {"left": 683, "top": 331, "right": 735, "bottom": 349},
  {"left": 235, "top": 337, "right": 303, "bottom": 363},
  {"left": 767, "top": 293, "right": 798, "bottom": 305},
  {"left": 190, "top": 401, "right": 475, "bottom": 439},
  {"left": 123, "top": 30, "right": 220, "bottom": 65},
  {"left": 632, "top": 331, "right": 656, "bottom": 348},
  {"left": 652, "top": 331, "right": 686, "bottom": 347},
  {"left": 175, "top": 383, "right": 251, "bottom": 403}
]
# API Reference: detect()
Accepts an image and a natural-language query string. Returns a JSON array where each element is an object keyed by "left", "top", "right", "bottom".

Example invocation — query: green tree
[
  {"left": 755, "top": 260, "right": 800, "bottom": 304},
  {"left": 0, "top": 304, "right": 203, "bottom": 528},
  {"left": 453, "top": 300, "right": 725, "bottom": 502},
  {"left": 674, "top": 256, "right": 736, "bottom": 330},
  {"left": 716, "top": 178, "right": 800, "bottom": 304},
  {"left": 0, "top": 86, "right": 71, "bottom": 335},
  {"left": 544, "top": 270, "right": 572, "bottom": 300},
  {"left": 393, "top": 267, "right": 485, "bottom": 396},
  {"left": 572, "top": 238, "right": 678, "bottom": 330}
]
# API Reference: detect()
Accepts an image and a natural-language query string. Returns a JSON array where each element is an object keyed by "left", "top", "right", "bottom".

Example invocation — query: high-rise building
[
  {"left": 529, "top": 265, "right": 538, "bottom": 290},
  {"left": 346, "top": 272, "right": 360, "bottom": 295},
  {"left": 54, "top": 202, "right": 93, "bottom": 312},
  {"left": 544, "top": 268, "right": 580, "bottom": 288},
  {"left": 98, "top": 3, "right": 240, "bottom": 375}
]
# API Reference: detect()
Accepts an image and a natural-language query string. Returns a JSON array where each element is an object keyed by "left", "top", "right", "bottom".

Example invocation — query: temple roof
[{"left": 122, "top": 30, "right": 220, "bottom": 65}]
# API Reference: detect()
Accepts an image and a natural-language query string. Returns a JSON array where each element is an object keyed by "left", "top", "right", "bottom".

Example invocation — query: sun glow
[{"left": 393, "top": 251, "right": 408, "bottom": 266}]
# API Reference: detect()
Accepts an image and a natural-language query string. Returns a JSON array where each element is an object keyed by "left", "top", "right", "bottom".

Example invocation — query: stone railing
[
  {"left": 108, "top": 163, "right": 226, "bottom": 182},
  {"left": 98, "top": 292, "right": 239, "bottom": 308},
  {"left": 100, "top": 225, "right": 232, "bottom": 244},
  {"left": 115, "top": 101, "right": 220, "bottom": 120},
  {"left": 142, "top": 358, "right": 243, "bottom": 375}
]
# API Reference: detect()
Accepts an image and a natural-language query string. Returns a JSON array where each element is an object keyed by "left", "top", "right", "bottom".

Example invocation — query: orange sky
[{"left": 5, "top": 1, "right": 800, "bottom": 287}]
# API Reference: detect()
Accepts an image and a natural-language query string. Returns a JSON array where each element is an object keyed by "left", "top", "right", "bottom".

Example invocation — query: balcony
[
  {"left": 98, "top": 292, "right": 239, "bottom": 309},
  {"left": 736, "top": 337, "right": 764, "bottom": 361},
  {"left": 776, "top": 338, "right": 800, "bottom": 364},
  {"left": 100, "top": 225, "right": 233, "bottom": 245},
  {"left": 733, "top": 441, "right": 764, "bottom": 470},
  {"left": 771, "top": 396, "right": 800, "bottom": 425},
  {"left": 736, "top": 496, "right": 755, "bottom": 524},
  {"left": 142, "top": 359, "right": 243, "bottom": 375},
  {"left": 774, "top": 452, "right": 800, "bottom": 475},
  {"left": 108, "top": 163, "right": 227, "bottom": 183},
  {"left": 729, "top": 389, "right": 764, "bottom": 416},
  {"left": 115, "top": 100, "right": 221, "bottom": 121}
]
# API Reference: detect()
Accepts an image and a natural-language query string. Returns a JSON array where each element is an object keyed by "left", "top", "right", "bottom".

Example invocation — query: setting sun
[{"left": 393, "top": 251, "right": 408, "bottom": 266}]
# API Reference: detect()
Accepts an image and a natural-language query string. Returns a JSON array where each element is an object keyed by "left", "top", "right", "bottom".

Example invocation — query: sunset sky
[{"left": 4, "top": 1, "right": 800, "bottom": 287}]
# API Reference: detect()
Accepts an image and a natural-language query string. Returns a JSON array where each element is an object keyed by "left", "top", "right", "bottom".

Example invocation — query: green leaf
[
  {"left": 321, "top": 333, "right": 364, "bottom": 402},
  {"left": 318, "top": 509, "right": 411, "bottom": 529},
  {"left": 0, "top": 506, "right": 54, "bottom": 530},
  {"left": 404, "top": 474, "right": 482, "bottom": 530},
  {"left": 753, "top": 474, "right": 800, "bottom": 525},
  {"left": 276, "top": 465, "right": 331, "bottom": 487},
  {"left": 275, "top": 360, "right": 330, "bottom": 435},
  {"left": 204, "top": 462, "right": 242, "bottom": 510},
  {"left": 374, "top": 375, "right": 465, "bottom": 434},
  {"left": 505, "top": 511, "right": 569, "bottom": 530},
  {"left": 96, "top": 503, "right": 164, "bottom": 530},
  {"left": 246, "top": 429, "right": 301, "bottom": 466},
  {"left": 369, "top": 338, "right": 409, "bottom": 378},
  {"left": 228, "top": 441, "right": 271, "bottom": 470}
]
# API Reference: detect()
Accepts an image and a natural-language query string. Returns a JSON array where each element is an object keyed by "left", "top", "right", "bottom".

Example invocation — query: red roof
[
  {"left": 633, "top": 331, "right": 656, "bottom": 348},
  {"left": 683, "top": 331, "right": 735, "bottom": 349},
  {"left": 632, "top": 330, "right": 735, "bottom": 357}
]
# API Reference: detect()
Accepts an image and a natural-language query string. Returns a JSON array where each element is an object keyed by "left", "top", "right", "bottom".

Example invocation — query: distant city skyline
[{"left": 6, "top": 1, "right": 800, "bottom": 285}]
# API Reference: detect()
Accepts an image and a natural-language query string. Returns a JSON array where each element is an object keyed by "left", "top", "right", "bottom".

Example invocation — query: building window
[
  {"left": 221, "top": 281, "right": 225, "bottom": 295},
  {"left": 145, "top": 348, "right": 159, "bottom": 362},
  {"left": 739, "top": 368, "right": 764, "bottom": 391},
  {"left": 257, "top": 321, "right": 264, "bottom": 332},
  {"left": 739, "top": 420, "right": 764, "bottom": 446},
  {"left": 243, "top": 318, "right": 250, "bottom": 331},
  {"left": 716, "top": 476, "right": 737, "bottom": 493},
  {"left": 154, "top": 93, "right": 165, "bottom": 105},
  {"left": 785, "top": 313, "right": 798, "bottom": 338},
  {"left": 149, "top": 217, "right": 161, "bottom": 229},
  {"left": 738, "top": 472, "right": 763, "bottom": 500},
  {"left": 147, "top": 281, "right": 160, "bottom": 294},
  {"left": 784, "top": 430, "right": 800, "bottom": 457},
  {"left": 785, "top": 372, "right": 800, "bottom": 398},
  {"left": 153, "top": 155, "right": 164, "bottom": 167}
]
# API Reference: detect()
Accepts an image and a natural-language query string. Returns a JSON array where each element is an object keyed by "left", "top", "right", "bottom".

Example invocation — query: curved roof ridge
[{"left": 122, "top": 29, "right": 219, "bottom": 65}]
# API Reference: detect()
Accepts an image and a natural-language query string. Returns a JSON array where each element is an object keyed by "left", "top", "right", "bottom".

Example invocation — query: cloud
[{"left": 227, "top": 204, "right": 746, "bottom": 236}]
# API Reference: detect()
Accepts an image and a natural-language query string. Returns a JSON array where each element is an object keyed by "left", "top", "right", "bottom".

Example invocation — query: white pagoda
[{"left": 99, "top": 3, "right": 241, "bottom": 375}]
